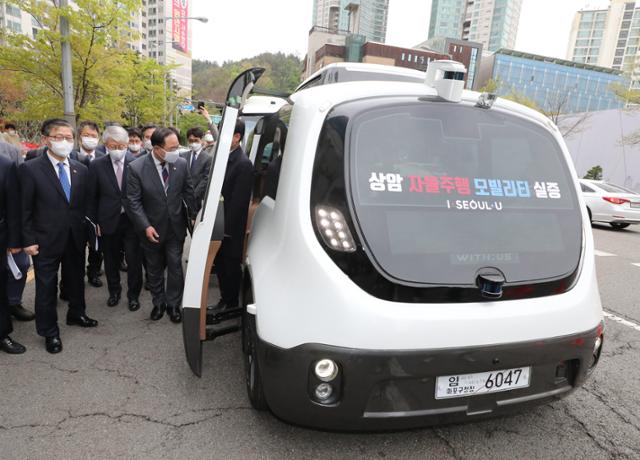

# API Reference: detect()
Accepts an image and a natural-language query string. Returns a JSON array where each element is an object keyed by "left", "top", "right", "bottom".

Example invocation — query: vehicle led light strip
[{"left": 315, "top": 206, "right": 356, "bottom": 253}]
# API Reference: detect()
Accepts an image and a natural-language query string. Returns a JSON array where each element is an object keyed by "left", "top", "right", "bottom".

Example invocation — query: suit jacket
[
  {"left": 0, "top": 155, "right": 21, "bottom": 250},
  {"left": 0, "top": 140, "right": 23, "bottom": 167},
  {"left": 25, "top": 146, "right": 47, "bottom": 162},
  {"left": 19, "top": 153, "right": 89, "bottom": 256},
  {"left": 88, "top": 152, "right": 135, "bottom": 235},
  {"left": 125, "top": 153, "right": 196, "bottom": 244},
  {"left": 180, "top": 148, "right": 212, "bottom": 203},
  {"left": 71, "top": 148, "right": 105, "bottom": 167},
  {"left": 220, "top": 147, "right": 254, "bottom": 254}
]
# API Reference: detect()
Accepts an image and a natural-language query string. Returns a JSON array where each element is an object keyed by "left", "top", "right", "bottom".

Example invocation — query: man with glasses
[
  {"left": 125, "top": 127, "right": 195, "bottom": 323},
  {"left": 20, "top": 119, "right": 98, "bottom": 354},
  {"left": 88, "top": 126, "right": 142, "bottom": 312}
]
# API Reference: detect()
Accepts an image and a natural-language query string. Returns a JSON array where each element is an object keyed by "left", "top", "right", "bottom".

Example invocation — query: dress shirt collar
[{"left": 47, "top": 152, "right": 69, "bottom": 169}]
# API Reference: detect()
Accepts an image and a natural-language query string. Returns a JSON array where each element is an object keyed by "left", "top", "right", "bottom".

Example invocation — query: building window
[{"left": 6, "top": 4, "right": 21, "bottom": 17}]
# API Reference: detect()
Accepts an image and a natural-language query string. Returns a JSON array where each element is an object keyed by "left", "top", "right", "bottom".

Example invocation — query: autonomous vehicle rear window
[{"left": 348, "top": 101, "right": 582, "bottom": 286}]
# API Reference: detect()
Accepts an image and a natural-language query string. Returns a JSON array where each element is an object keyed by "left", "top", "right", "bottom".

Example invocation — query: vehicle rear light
[
  {"left": 603, "top": 197, "right": 629, "bottom": 205},
  {"left": 315, "top": 206, "right": 356, "bottom": 253}
]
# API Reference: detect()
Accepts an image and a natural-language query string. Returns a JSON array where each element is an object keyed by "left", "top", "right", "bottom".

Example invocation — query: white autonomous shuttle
[{"left": 181, "top": 62, "right": 604, "bottom": 431}]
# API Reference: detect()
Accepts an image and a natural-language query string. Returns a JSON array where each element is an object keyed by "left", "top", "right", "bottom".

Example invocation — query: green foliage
[
  {"left": 192, "top": 53, "right": 303, "bottom": 104},
  {"left": 479, "top": 78, "right": 501, "bottom": 94},
  {"left": 176, "top": 112, "right": 210, "bottom": 144},
  {"left": 0, "top": 0, "right": 174, "bottom": 126},
  {"left": 584, "top": 165, "right": 603, "bottom": 181}
]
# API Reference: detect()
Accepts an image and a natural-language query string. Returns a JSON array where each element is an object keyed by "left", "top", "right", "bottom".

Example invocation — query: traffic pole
[{"left": 60, "top": 0, "right": 76, "bottom": 128}]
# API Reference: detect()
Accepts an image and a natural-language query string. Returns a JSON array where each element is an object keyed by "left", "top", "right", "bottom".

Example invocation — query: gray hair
[{"left": 102, "top": 125, "right": 129, "bottom": 144}]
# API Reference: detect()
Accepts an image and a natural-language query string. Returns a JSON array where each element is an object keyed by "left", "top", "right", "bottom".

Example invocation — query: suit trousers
[
  {"left": 102, "top": 214, "right": 143, "bottom": 300},
  {"left": 215, "top": 237, "right": 243, "bottom": 307},
  {"left": 6, "top": 250, "right": 29, "bottom": 305},
  {"left": 0, "top": 253, "right": 11, "bottom": 338},
  {"left": 33, "top": 234, "right": 87, "bottom": 337},
  {"left": 143, "top": 227, "right": 185, "bottom": 310},
  {"left": 86, "top": 244, "right": 103, "bottom": 278}
]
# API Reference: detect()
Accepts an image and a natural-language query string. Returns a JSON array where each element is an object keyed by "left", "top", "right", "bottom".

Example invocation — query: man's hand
[
  {"left": 8, "top": 248, "right": 22, "bottom": 255},
  {"left": 145, "top": 226, "right": 160, "bottom": 243},
  {"left": 24, "top": 245, "right": 39, "bottom": 256},
  {"left": 200, "top": 107, "right": 210, "bottom": 120}
]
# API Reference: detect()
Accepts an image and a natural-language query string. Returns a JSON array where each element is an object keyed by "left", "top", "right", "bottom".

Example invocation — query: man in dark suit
[
  {"left": 125, "top": 127, "right": 195, "bottom": 323},
  {"left": 212, "top": 119, "right": 254, "bottom": 311},
  {"left": 20, "top": 119, "right": 98, "bottom": 354},
  {"left": 71, "top": 121, "right": 104, "bottom": 288},
  {"left": 181, "top": 127, "right": 212, "bottom": 212},
  {"left": 25, "top": 119, "right": 69, "bottom": 162},
  {"left": 0, "top": 155, "right": 27, "bottom": 354},
  {"left": 88, "top": 126, "right": 142, "bottom": 311}
]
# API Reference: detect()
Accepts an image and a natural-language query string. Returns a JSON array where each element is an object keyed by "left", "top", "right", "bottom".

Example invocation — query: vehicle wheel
[
  {"left": 243, "top": 309, "right": 268, "bottom": 411},
  {"left": 610, "top": 222, "right": 630, "bottom": 229}
]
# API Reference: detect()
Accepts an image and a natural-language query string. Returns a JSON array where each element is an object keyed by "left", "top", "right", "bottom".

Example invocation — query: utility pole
[{"left": 60, "top": 0, "right": 76, "bottom": 127}]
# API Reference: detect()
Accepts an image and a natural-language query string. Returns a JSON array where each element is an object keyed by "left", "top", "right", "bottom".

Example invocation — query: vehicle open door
[{"left": 182, "top": 68, "right": 265, "bottom": 377}]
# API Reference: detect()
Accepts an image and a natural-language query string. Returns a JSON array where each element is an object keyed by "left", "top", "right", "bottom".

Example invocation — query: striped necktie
[{"left": 161, "top": 162, "right": 169, "bottom": 191}]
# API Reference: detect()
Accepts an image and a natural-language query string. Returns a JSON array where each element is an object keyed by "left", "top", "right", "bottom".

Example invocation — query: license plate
[
  {"left": 631, "top": 203, "right": 640, "bottom": 208},
  {"left": 435, "top": 367, "right": 531, "bottom": 399}
]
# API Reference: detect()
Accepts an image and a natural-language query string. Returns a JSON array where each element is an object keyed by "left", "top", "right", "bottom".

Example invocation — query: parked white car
[{"left": 579, "top": 179, "right": 640, "bottom": 229}]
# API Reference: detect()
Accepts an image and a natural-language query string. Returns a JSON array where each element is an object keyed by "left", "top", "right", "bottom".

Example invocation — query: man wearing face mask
[
  {"left": 127, "top": 128, "right": 146, "bottom": 159},
  {"left": 141, "top": 125, "right": 157, "bottom": 156},
  {"left": 20, "top": 119, "right": 98, "bottom": 354},
  {"left": 88, "top": 126, "right": 142, "bottom": 311},
  {"left": 203, "top": 131, "right": 216, "bottom": 154},
  {"left": 180, "top": 127, "right": 212, "bottom": 212},
  {"left": 125, "top": 127, "right": 195, "bottom": 323},
  {"left": 69, "top": 121, "right": 105, "bottom": 289}
]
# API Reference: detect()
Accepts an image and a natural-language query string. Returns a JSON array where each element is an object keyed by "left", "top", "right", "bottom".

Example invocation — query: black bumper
[{"left": 258, "top": 326, "right": 602, "bottom": 431}]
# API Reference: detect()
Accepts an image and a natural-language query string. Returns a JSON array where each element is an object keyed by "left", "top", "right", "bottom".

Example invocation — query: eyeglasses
[{"left": 49, "top": 135, "right": 74, "bottom": 142}]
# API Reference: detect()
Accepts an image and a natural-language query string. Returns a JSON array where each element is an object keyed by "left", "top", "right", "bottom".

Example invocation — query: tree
[
  {"left": 0, "top": 0, "right": 172, "bottom": 126},
  {"left": 584, "top": 165, "right": 603, "bottom": 180},
  {"left": 0, "top": 71, "right": 25, "bottom": 118},
  {"left": 176, "top": 112, "right": 210, "bottom": 144}
]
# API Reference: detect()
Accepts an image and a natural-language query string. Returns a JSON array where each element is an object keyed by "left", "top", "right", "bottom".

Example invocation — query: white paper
[
  {"left": 7, "top": 253, "right": 22, "bottom": 280},
  {"left": 84, "top": 217, "right": 100, "bottom": 251}
]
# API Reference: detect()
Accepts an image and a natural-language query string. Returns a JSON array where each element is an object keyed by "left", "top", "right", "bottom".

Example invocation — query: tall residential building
[
  {"left": 0, "top": 0, "right": 193, "bottom": 95},
  {"left": 312, "top": 0, "right": 390, "bottom": 43},
  {"left": 428, "top": 0, "right": 523, "bottom": 52},
  {"left": 566, "top": 0, "right": 640, "bottom": 88}
]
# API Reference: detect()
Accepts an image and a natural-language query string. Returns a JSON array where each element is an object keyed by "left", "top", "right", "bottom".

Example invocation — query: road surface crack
[{"left": 432, "top": 428, "right": 461, "bottom": 459}]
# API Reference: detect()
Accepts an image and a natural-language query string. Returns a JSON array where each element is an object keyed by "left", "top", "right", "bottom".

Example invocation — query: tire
[
  {"left": 243, "top": 301, "right": 268, "bottom": 410},
  {"left": 610, "top": 222, "right": 630, "bottom": 229}
]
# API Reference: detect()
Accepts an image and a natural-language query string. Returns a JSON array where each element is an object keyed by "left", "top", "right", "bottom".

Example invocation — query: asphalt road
[{"left": 1, "top": 226, "right": 640, "bottom": 460}]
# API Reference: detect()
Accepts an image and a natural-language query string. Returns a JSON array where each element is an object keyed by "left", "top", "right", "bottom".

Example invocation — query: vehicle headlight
[{"left": 315, "top": 206, "right": 356, "bottom": 252}]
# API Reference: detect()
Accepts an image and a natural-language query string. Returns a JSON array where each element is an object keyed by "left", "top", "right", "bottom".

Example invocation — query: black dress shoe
[
  {"left": 107, "top": 292, "right": 121, "bottom": 307},
  {"left": 88, "top": 277, "right": 103, "bottom": 288},
  {"left": 167, "top": 306, "right": 182, "bottom": 324},
  {"left": 128, "top": 299, "right": 140, "bottom": 312},
  {"left": 45, "top": 336, "right": 63, "bottom": 354},
  {"left": 150, "top": 303, "right": 166, "bottom": 321},
  {"left": 66, "top": 314, "right": 98, "bottom": 327},
  {"left": 0, "top": 336, "right": 26, "bottom": 354},
  {"left": 10, "top": 304, "right": 35, "bottom": 321}
]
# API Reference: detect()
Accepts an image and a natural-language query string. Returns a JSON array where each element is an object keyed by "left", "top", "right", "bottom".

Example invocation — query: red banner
[{"left": 172, "top": 0, "right": 189, "bottom": 54}]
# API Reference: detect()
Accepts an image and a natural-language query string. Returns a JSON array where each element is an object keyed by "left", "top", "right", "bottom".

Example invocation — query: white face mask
[
  {"left": 204, "top": 134, "right": 214, "bottom": 143},
  {"left": 189, "top": 142, "right": 202, "bottom": 151},
  {"left": 81, "top": 136, "right": 99, "bottom": 150},
  {"left": 108, "top": 149, "right": 126, "bottom": 161},
  {"left": 50, "top": 140, "right": 74, "bottom": 158},
  {"left": 128, "top": 143, "right": 141, "bottom": 152},
  {"left": 143, "top": 139, "right": 152, "bottom": 150},
  {"left": 163, "top": 149, "right": 180, "bottom": 164}
]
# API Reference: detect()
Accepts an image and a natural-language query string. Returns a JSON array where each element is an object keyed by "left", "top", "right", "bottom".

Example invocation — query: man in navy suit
[
  {"left": 0, "top": 155, "right": 26, "bottom": 354},
  {"left": 88, "top": 126, "right": 142, "bottom": 311},
  {"left": 20, "top": 119, "right": 98, "bottom": 354}
]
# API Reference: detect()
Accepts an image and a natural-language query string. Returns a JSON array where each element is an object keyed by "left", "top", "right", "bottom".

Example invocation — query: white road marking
[
  {"left": 603, "top": 311, "right": 640, "bottom": 333},
  {"left": 594, "top": 250, "right": 617, "bottom": 257}
]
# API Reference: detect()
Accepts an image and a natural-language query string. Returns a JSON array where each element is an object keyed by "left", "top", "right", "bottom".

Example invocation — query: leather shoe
[
  {"left": 45, "top": 336, "right": 63, "bottom": 354},
  {"left": 88, "top": 276, "right": 103, "bottom": 288},
  {"left": 66, "top": 314, "right": 98, "bottom": 327},
  {"left": 107, "top": 292, "right": 121, "bottom": 307},
  {"left": 10, "top": 304, "right": 35, "bottom": 321},
  {"left": 150, "top": 303, "right": 166, "bottom": 321},
  {"left": 207, "top": 299, "right": 230, "bottom": 313},
  {"left": 0, "top": 336, "right": 26, "bottom": 354},
  {"left": 128, "top": 299, "right": 140, "bottom": 312},
  {"left": 167, "top": 305, "right": 182, "bottom": 323}
]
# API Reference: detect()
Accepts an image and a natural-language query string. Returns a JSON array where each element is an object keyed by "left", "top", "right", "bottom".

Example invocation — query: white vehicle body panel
[
  {"left": 580, "top": 179, "right": 640, "bottom": 224},
  {"left": 247, "top": 81, "right": 602, "bottom": 351}
]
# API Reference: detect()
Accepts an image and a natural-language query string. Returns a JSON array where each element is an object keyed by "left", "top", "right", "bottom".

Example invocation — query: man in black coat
[
  {"left": 125, "top": 127, "right": 195, "bottom": 323},
  {"left": 0, "top": 155, "right": 27, "bottom": 354},
  {"left": 181, "top": 127, "right": 212, "bottom": 211},
  {"left": 212, "top": 119, "right": 254, "bottom": 311},
  {"left": 20, "top": 119, "right": 98, "bottom": 354},
  {"left": 88, "top": 126, "right": 142, "bottom": 311}
]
